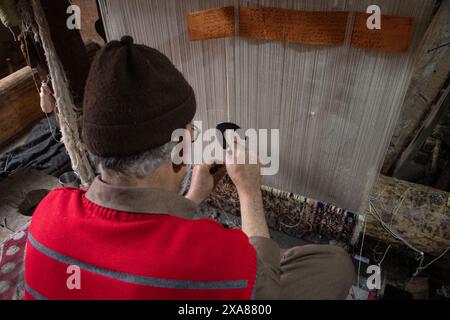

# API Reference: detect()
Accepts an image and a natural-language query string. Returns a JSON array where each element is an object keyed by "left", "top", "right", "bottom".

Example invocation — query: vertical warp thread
[{"left": 98, "top": 0, "right": 435, "bottom": 211}]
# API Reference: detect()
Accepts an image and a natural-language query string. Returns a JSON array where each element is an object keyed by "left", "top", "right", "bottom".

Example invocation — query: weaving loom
[
  {"left": 1, "top": 0, "right": 450, "bottom": 302},
  {"left": 98, "top": 0, "right": 435, "bottom": 214}
]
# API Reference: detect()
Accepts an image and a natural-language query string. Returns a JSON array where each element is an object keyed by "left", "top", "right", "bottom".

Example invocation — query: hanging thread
[{"left": 30, "top": 0, "right": 95, "bottom": 186}]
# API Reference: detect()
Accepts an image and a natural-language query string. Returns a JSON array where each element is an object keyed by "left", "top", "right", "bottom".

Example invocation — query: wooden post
[
  {"left": 31, "top": 0, "right": 95, "bottom": 186},
  {"left": 40, "top": 0, "right": 90, "bottom": 107},
  {"left": 392, "top": 82, "right": 450, "bottom": 176},
  {"left": 6, "top": 58, "right": 14, "bottom": 74},
  {"left": 383, "top": 0, "right": 450, "bottom": 174}
]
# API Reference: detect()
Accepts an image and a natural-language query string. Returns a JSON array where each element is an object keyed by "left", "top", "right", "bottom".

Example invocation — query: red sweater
[{"left": 24, "top": 188, "right": 257, "bottom": 300}]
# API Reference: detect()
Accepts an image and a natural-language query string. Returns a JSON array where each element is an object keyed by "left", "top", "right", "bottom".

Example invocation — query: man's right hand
[
  {"left": 225, "top": 141, "right": 261, "bottom": 196},
  {"left": 225, "top": 141, "right": 270, "bottom": 239}
]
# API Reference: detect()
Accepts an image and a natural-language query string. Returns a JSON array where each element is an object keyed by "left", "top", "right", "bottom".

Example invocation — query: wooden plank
[
  {"left": 383, "top": 0, "right": 450, "bottom": 174},
  {"left": 351, "top": 13, "right": 414, "bottom": 52},
  {"left": 187, "top": 7, "right": 235, "bottom": 41},
  {"left": 239, "top": 7, "right": 348, "bottom": 46},
  {"left": 0, "top": 67, "right": 43, "bottom": 147},
  {"left": 393, "top": 83, "right": 450, "bottom": 176}
]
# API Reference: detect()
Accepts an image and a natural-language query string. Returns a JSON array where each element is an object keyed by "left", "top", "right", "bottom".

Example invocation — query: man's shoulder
[
  {"left": 33, "top": 187, "right": 84, "bottom": 217},
  {"left": 41, "top": 186, "right": 82, "bottom": 202},
  {"left": 48, "top": 186, "right": 84, "bottom": 195},
  {"left": 29, "top": 187, "right": 85, "bottom": 237}
]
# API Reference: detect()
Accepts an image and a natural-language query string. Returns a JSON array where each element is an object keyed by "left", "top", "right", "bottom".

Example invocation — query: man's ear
[
  {"left": 171, "top": 123, "right": 192, "bottom": 174},
  {"left": 172, "top": 162, "right": 185, "bottom": 173}
]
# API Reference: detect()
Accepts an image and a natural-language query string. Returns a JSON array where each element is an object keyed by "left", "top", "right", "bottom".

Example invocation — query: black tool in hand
[{"left": 209, "top": 122, "right": 242, "bottom": 175}]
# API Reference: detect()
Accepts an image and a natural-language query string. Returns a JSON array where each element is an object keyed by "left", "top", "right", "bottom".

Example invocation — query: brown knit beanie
[{"left": 82, "top": 36, "right": 196, "bottom": 157}]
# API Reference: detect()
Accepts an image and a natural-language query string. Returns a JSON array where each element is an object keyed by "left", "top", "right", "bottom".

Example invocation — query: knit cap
[{"left": 83, "top": 36, "right": 196, "bottom": 157}]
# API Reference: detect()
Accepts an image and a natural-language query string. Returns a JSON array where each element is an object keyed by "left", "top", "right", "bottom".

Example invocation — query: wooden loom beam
[{"left": 366, "top": 175, "right": 450, "bottom": 256}]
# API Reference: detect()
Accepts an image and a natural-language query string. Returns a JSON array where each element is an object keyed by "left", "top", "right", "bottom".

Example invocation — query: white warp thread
[{"left": 99, "top": 0, "right": 435, "bottom": 213}]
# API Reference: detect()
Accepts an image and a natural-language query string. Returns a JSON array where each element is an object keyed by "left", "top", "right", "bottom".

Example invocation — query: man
[{"left": 24, "top": 36, "right": 354, "bottom": 300}]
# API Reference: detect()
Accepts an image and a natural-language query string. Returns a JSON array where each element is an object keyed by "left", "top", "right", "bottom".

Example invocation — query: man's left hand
[{"left": 185, "top": 164, "right": 226, "bottom": 205}]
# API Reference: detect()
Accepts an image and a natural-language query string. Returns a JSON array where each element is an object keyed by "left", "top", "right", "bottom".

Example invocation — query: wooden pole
[
  {"left": 366, "top": 175, "right": 450, "bottom": 255},
  {"left": 40, "top": 0, "right": 90, "bottom": 107},
  {"left": 31, "top": 0, "right": 95, "bottom": 186}
]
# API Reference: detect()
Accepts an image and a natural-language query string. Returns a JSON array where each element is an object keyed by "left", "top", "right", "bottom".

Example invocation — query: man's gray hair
[{"left": 89, "top": 141, "right": 175, "bottom": 178}]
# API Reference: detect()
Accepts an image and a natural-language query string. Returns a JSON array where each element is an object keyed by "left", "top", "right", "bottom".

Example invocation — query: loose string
[
  {"left": 369, "top": 199, "right": 450, "bottom": 277},
  {"left": 22, "top": 29, "right": 61, "bottom": 143}
]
